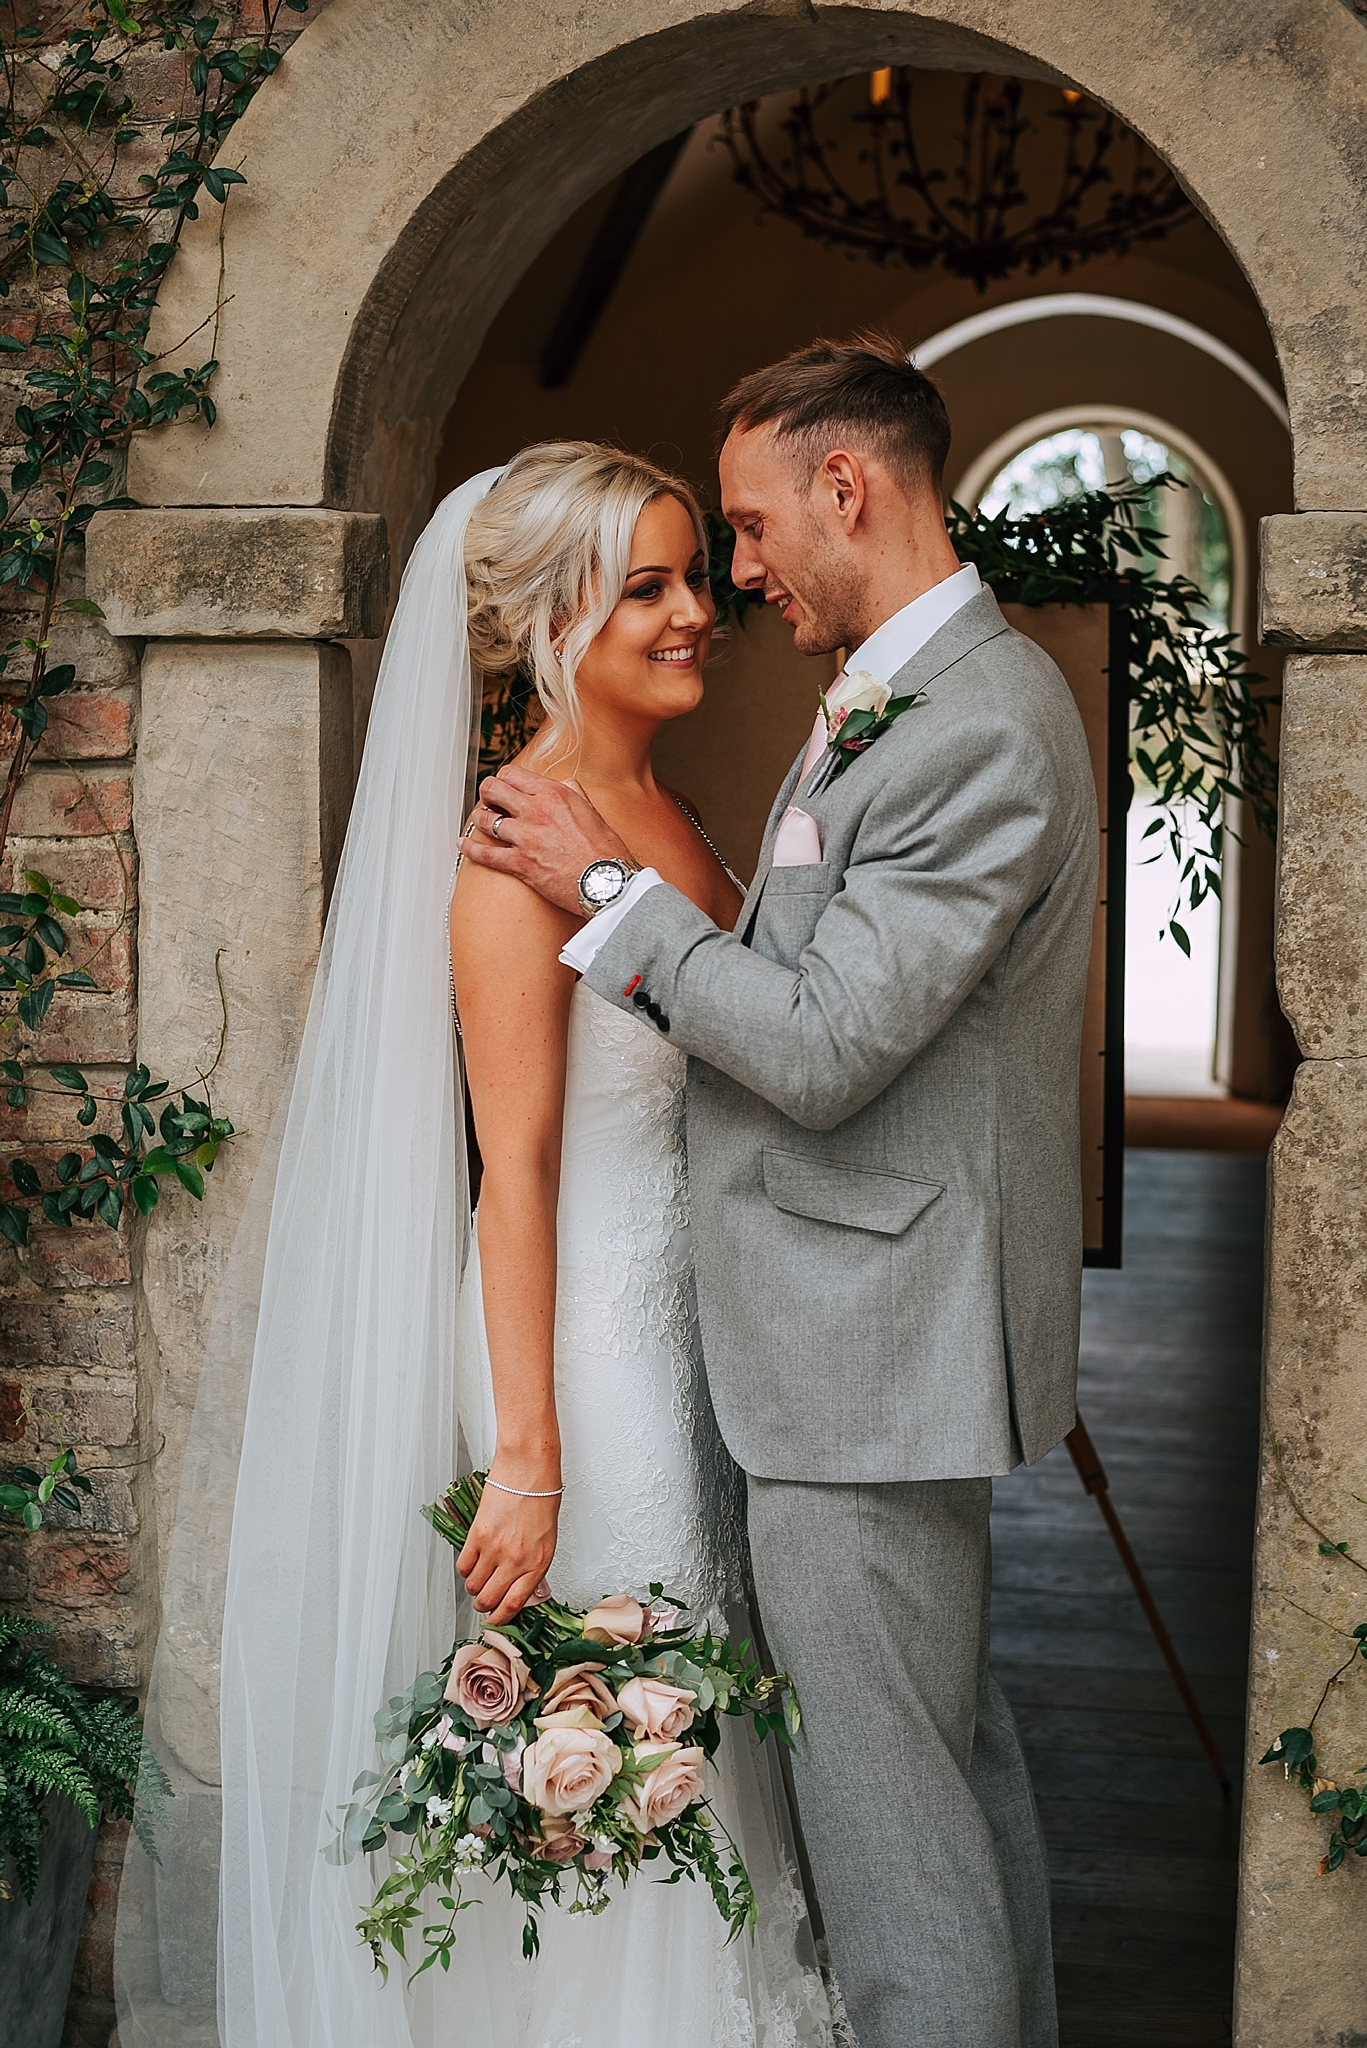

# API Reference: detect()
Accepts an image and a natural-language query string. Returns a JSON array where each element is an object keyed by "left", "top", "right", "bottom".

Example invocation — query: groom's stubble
[{"left": 784, "top": 500, "right": 871, "bottom": 658}]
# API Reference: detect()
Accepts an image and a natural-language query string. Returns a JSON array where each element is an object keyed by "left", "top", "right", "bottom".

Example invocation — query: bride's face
[{"left": 574, "top": 494, "right": 714, "bottom": 726}]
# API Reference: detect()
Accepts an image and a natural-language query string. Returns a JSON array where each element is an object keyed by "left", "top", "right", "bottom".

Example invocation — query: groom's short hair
[{"left": 719, "top": 335, "right": 952, "bottom": 497}]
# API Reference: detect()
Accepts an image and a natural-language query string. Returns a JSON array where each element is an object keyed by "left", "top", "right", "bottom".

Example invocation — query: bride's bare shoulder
[{"left": 449, "top": 808, "right": 579, "bottom": 988}]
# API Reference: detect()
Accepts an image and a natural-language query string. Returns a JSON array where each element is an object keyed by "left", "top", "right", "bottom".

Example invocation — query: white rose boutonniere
[
  {"left": 812, "top": 667, "right": 926, "bottom": 791},
  {"left": 824, "top": 668, "right": 892, "bottom": 728}
]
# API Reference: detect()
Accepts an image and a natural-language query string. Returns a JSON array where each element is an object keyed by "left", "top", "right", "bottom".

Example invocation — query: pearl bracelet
[{"left": 483, "top": 1476, "right": 564, "bottom": 1499}]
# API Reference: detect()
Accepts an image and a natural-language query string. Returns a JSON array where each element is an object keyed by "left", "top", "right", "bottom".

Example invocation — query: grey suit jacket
[{"left": 584, "top": 588, "right": 1099, "bottom": 1483}]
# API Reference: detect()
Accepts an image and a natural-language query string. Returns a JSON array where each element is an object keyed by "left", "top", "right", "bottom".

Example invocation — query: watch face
[{"left": 581, "top": 860, "right": 626, "bottom": 907}]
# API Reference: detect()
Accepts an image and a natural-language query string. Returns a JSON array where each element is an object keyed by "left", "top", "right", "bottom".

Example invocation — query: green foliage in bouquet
[
  {"left": 0, "top": 1611, "right": 168, "bottom": 1902},
  {"left": 333, "top": 1473, "right": 797, "bottom": 1983}
]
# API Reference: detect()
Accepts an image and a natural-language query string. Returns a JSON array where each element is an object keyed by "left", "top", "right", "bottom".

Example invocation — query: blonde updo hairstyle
[{"left": 464, "top": 441, "right": 708, "bottom": 764}]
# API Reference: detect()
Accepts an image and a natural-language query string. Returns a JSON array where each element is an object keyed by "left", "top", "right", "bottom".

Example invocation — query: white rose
[{"left": 824, "top": 668, "right": 891, "bottom": 732}]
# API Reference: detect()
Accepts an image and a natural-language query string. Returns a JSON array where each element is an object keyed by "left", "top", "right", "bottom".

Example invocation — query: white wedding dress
[{"left": 449, "top": 979, "right": 838, "bottom": 2048}]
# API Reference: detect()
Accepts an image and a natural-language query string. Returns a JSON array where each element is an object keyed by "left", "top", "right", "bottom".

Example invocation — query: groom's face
[{"left": 719, "top": 426, "right": 864, "bottom": 658}]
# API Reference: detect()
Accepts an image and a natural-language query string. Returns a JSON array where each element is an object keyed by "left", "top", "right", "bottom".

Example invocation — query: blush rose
[
  {"left": 444, "top": 1628, "right": 538, "bottom": 1728},
  {"left": 615, "top": 1675, "right": 696, "bottom": 1742},
  {"left": 528, "top": 1812, "right": 588, "bottom": 1865},
  {"left": 621, "top": 1741, "right": 708, "bottom": 1834},
  {"left": 542, "top": 1660, "right": 617, "bottom": 1721},
  {"left": 522, "top": 1714, "right": 622, "bottom": 1817},
  {"left": 582, "top": 1594, "right": 650, "bottom": 1646}
]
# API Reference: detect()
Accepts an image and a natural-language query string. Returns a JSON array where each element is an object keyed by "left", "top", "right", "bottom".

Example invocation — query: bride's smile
[{"left": 570, "top": 494, "right": 714, "bottom": 728}]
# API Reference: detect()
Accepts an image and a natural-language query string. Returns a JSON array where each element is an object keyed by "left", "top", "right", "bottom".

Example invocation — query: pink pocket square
[{"left": 771, "top": 806, "right": 823, "bottom": 867}]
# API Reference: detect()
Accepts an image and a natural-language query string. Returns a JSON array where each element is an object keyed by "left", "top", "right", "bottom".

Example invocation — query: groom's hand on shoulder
[{"left": 464, "top": 765, "right": 630, "bottom": 917}]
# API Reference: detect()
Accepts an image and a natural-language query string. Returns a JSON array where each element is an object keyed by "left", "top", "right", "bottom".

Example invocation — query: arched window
[{"left": 958, "top": 408, "right": 1245, "bottom": 1101}]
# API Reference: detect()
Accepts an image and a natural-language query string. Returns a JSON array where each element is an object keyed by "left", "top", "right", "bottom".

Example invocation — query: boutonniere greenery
[{"left": 808, "top": 669, "right": 926, "bottom": 793}]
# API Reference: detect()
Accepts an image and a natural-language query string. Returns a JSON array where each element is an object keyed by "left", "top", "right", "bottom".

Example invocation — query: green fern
[
  {"left": 0, "top": 1687, "right": 79, "bottom": 1749},
  {"left": 0, "top": 1783, "right": 40, "bottom": 1901},
  {"left": 0, "top": 1614, "right": 49, "bottom": 1653},
  {"left": 6, "top": 1744, "right": 99, "bottom": 1825},
  {"left": 0, "top": 1610, "right": 167, "bottom": 1898}
]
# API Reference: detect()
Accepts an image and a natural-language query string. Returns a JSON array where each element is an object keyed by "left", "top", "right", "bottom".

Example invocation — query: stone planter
[{"left": 0, "top": 1796, "right": 98, "bottom": 2048}]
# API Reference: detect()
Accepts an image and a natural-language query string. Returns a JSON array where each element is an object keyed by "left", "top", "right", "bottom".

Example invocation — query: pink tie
[
  {"left": 798, "top": 705, "right": 829, "bottom": 783},
  {"left": 771, "top": 694, "right": 835, "bottom": 868}
]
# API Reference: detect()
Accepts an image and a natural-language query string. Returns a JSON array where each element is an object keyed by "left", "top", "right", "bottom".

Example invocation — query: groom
[{"left": 467, "top": 337, "right": 1098, "bottom": 2048}]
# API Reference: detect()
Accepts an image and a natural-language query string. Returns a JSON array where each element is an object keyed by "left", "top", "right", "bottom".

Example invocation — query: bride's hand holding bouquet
[
  {"left": 455, "top": 1453, "right": 561, "bottom": 1626},
  {"left": 330, "top": 1473, "right": 798, "bottom": 1982}
]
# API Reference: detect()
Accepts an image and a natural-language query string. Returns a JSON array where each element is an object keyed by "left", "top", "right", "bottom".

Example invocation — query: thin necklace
[
  {"left": 673, "top": 797, "right": 744, "bottom": 894},
  {"left": 574, "top": 774, "right": 744, "bottom": 895}
]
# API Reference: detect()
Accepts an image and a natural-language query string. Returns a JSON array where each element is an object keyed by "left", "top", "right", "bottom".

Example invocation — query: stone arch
[
  {"left": 131, "top": 0, "right": 1367, "bottom": 516},
  {"left": 99, "top": 8, "right": 1367, "bottom": 2044}
]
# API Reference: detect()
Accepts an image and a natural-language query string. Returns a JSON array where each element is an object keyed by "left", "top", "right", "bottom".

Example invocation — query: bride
[
  {"left": 199, "top": 445, "right": 837, "bottom": 2046},
  {"left": 445, "top": 443, "right": 833, "bottom": 2046}
]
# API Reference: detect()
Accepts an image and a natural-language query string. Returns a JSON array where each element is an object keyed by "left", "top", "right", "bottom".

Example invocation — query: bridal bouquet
[{"left": 331, "top": 1473, "right": 797, "bottom": 1981}]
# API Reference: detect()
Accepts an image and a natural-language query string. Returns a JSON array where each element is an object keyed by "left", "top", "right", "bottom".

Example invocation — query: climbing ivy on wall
[
  {"left": 0, "top": 1, "right": 313, "bottom": 1243},
  {"left": 1259, "top": 1428, "right": 1367, "bottom": 1874}
]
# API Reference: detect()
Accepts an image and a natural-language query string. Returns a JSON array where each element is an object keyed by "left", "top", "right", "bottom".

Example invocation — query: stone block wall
[{"left": 0, "top": 588, "right": 142, "bottom": 2048}]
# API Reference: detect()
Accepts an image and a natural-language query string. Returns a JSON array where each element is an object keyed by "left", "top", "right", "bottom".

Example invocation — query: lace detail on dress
[{"left": 549, "top": 986, "right": 746, "bottom": 1626}]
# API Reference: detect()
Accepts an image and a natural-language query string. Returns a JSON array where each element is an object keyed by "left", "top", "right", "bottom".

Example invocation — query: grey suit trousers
[{"left": 747, "top": 1475, "right": 1057, "bottom": 2048}]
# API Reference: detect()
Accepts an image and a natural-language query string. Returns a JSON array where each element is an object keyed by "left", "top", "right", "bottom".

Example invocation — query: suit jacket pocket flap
[
  {"left": 762, "top": 1149, "right": 944, "bottom": 1236},
  {"left": 758, "top": 861, "right": 840, "bottom": 898}
]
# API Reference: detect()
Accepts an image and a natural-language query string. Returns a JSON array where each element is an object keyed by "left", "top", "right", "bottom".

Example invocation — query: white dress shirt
[
  {"left": 560, "top": 562, "right": 982, "bottom": 972},
  {"left": 843, "top": 561, "right": 981, "bottom": 690}
]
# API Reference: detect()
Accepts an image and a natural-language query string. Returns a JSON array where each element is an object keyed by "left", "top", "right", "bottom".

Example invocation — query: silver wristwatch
[{"left": 578, "top": 856, "right": 643, "bottom": 917}]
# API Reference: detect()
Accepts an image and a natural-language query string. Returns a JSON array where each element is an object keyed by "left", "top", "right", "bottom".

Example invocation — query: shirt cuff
[{"left": 559, "top": 868, "right": 663, "bottom": 973}]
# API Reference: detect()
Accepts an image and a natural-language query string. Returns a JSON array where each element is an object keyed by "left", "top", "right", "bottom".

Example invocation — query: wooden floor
[{"left": 991, "top": 1150, "right": 1265, "bottom": 2048}]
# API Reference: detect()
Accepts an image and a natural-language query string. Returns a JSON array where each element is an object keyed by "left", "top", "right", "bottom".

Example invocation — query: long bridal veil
[{"left": 116, "top": 468, "right": 504, "bottom": 2048}]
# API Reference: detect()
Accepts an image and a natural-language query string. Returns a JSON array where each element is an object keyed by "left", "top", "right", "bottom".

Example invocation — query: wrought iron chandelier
[{"left": 718, "top": 72, "right": 1196, "bottom": 293}]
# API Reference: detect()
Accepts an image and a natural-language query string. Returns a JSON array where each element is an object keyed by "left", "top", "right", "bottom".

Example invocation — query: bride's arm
[{"left": 450, "top": 855, "right": 581, "bottom": 1624}]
